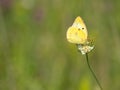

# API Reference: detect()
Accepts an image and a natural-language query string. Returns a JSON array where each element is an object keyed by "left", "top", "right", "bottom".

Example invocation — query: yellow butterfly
[{"left": 66, "top": 16, "right": 88, "bottom": 44}]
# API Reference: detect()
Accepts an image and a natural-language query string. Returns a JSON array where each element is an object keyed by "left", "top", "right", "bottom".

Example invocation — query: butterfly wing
[{"left": 66, "top": 16, "right": 88, "bottom": 44}]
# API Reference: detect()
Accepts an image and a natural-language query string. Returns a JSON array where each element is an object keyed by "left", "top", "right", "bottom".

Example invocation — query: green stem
[{"left": 85, "top": 53, "right": 103, "bottom": 90}]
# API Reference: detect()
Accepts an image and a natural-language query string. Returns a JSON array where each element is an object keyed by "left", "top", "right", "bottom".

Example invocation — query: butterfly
[{"left": 66, "top": 16, "right": 88, "bottom": 44}]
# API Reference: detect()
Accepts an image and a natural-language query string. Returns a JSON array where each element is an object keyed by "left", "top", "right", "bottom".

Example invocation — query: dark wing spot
[{"left": 82, "top": 27, "right": 84, "bottom": 30}]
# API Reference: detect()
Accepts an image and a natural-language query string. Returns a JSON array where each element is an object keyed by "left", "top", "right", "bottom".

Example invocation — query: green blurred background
[{"left": 0, "top": 0, "right": 120, "bottom": 90}]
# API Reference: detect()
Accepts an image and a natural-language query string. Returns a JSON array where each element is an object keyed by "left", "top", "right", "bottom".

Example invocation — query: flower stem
[{"left": 85, "top": 53, "right": 103, "bottom": 90}]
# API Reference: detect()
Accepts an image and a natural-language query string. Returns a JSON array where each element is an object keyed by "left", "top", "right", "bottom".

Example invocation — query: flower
[{"left": 77, "top": 44, "right": 94, "bottom": 54}]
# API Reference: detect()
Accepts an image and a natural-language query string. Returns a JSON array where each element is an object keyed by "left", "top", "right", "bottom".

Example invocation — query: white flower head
[{"left": 77, "top": 44, "right": 94, "bottom": 54}]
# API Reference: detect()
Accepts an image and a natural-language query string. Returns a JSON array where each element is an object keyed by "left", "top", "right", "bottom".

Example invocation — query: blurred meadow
[{"left": 0, "top": 0, "right": 120, "bottom": 90}]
